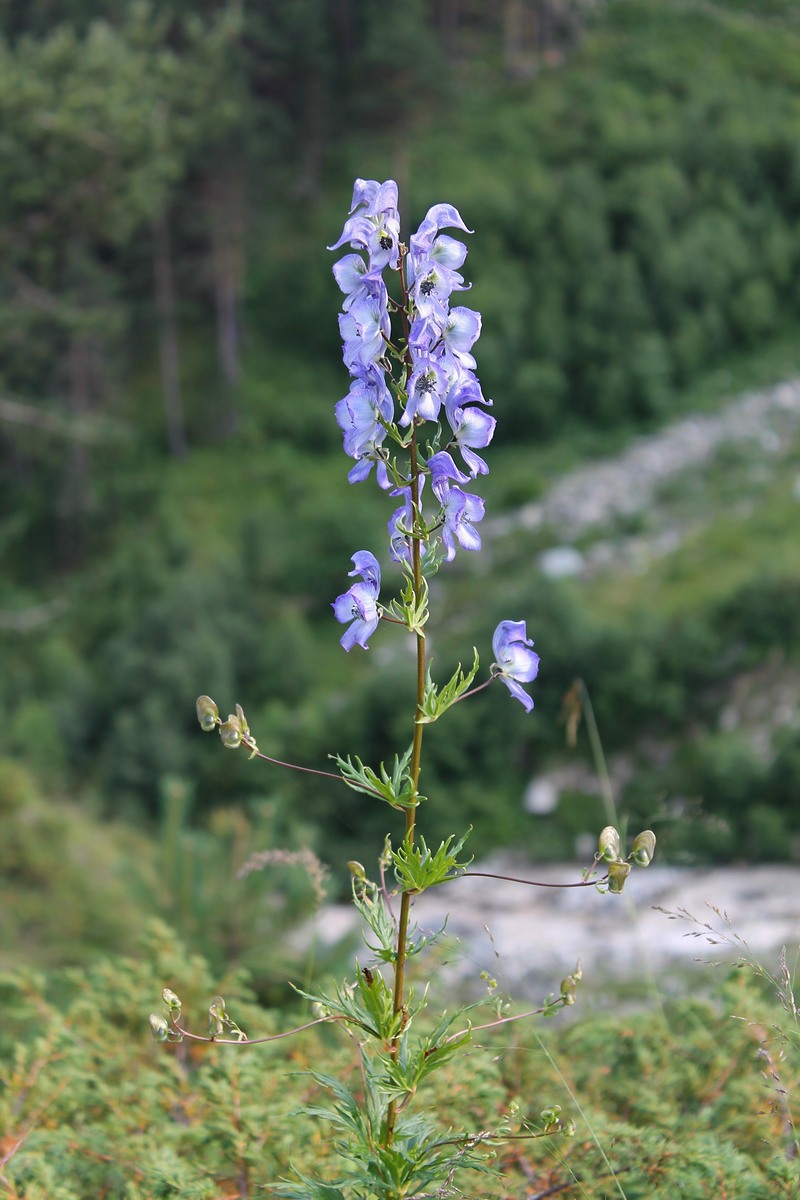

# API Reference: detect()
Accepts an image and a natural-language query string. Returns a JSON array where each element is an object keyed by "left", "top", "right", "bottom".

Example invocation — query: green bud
[
  {"left": 598, "top": 825, "right": 621, "bottom": 863},
  {"left": 607, "top": 860, "right": 631, "bottom": 894},
  {"left": 235, "top": 703, "right": 251, "bottom": 739},
  {"left": 560, "top": 975, "right": 578, "bottom": 1005},
  {"left": 196, "top": 695, "right": 219, "bottom": 732},
  {"left": 149, "top": 1013, "right": 170, "bottom": 1041},
  {"left": 161, "top": 988, "right": 182, "bottom": 1012},
  {"left": 540, "top": 1104, "right": 562, "bottom": 1127},
  {"left": 631, "top": 829, "right": 656, "bottom": 866},
  {"left": 218, "top": 715, "right": 242, "bottom": 750},
  {"left": 347, "top": 860, "right": 366, "bottom": 881},
  {"left": 209, "top": 996, "right": 227, "bottom": 1036}
]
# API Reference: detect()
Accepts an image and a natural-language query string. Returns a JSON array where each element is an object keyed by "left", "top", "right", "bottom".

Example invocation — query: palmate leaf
[
  {"left": 274, "top": 1174, "right": 347, "bottom": 1200},
  {"left": 350, "top": 876, "right": 399, "bottom": 961},
  {"left": 417, "top": 649, "right": 480, "bottom": 724},
  {"left": 393, "top": 828, "right": 473, "bottom": 894},
  {"left": 291, "top": 969, "right": 403, "bottom": 1042},
  {"left": 333, "top": 745, "right": 421, "bottom": 810},
  {"left": 376, "top": 1013, "right": 472, "bottom": 1102}
]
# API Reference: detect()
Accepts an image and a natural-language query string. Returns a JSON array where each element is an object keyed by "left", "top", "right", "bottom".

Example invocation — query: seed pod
[
  {"left": 235, "top": 703, "right": 250, "bottom": 739},
  {"left": 218, "top": 715, "right": 242, "bottom": 750},
  {"left": 598, "top": 825, "right": 621, "bottom": 863},
  {"left": 607, "top": 860, "right": 631, "bottom": 894},
  {"left": 149, "top": 1013, "right": 170, "bottom": 1041},
  {"left": 631, "top": 829, "right": 656, "bottom": 866},
  {"left": 196, "top": 695, "right": 219, "bottom": 732},
  {"left": 209, "top": 996, "right": 227, "bottom": 1036},
  {"left": 161, "top": 988, "right": 182, "bottom": 1012}
]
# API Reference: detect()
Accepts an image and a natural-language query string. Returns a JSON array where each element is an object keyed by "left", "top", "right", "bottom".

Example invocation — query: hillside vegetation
[{"left": 1, "top": 0, "right": 799, "bottom": 979}]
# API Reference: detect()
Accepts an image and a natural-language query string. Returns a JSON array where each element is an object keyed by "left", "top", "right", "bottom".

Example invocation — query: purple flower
[
  {"left": 400, "top": 356, "right": 449, "bottom": 426},
  {"left": 440, "top": 307, "right": 481, "bottom": 373},
  {"left": 339, "top": 292, "right": 390, "bottom": 370},
  {"left": 439, "top": 486, "right": 484, "bottom": 561},
  {"left": 332, "top": 551, "right": 382, "bottom": 651},
  {"left": 335, "top": 367, "right": 393, "bottom": 487},
  {"left": 409, "top": 203, "right": 472, "bottom": 261},
  {"left": 427, "top": 451, "right": 484, "bottom": 561},
  {"left": 444, "top": 385, "right": 496, "bottom": 477},
  {"left": 329, "top": 181, "right": 494, "bottom": 564},
  {"left": 332, "top": 253, "right": 373, "bottom": 310},
  {"left": 328, "top": 179, "right": 400, "bottom": 271},
  {"left": 428, "top": 450, "right": 469, "bottom": 495},
  {"left": 409, "top": 233, "right": 469, "bottom": 283},
  {"left": 492, "top": 620, "right": 540, "bottom": 712},
  {"left": 409, "top": 259, "right": 467, "bottom": 323}
]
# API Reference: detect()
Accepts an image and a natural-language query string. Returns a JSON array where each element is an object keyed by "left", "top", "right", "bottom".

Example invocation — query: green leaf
[
  {"left": 392, "top": 828, "right": 473, "bottom": 895},
  {"left": 291, "top": 970, "right": 404, "bottom": 1043},
  {"left": 350, "top": 875, "right": 399, "bottom": 962},
  {"left": 333, "top": 746, "right": 420, "bottom": 810},
  {"left": 417, "top": 649, "right": 480, "bottom": 724},
  {"left": 383, "top": 570, "right": 430, "bottom": 635}
]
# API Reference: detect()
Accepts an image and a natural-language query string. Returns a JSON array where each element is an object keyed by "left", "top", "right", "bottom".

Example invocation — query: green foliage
[
  {"left": 1, "top": 931, "right": 798, "bottom": 1197},
  {"left": 1, "top": 0, "right": 799, "bottom": 1001},
  {"left": 0, "top": 757, "right": 159, "bottom": 968},
  {"left": 418, "top": 650, "right": 480, "bottom": 724},
  {"left": 416, "top": 1, "right": 800, "bottom": 441},
  {"left": 0, "top": 925, "right": 331, "bottom": 1199},
  {"left": 2, "top": 3, "right": 800, "bottom": 1188},
  {"left": 392, "top": 829, "right": 473, "bottom": 895},
  {"left": 0, "top": 755, "right": 325, "bottom": 997},
  {"left": 334, "top": 746, "right": 419, "bottom": 812}
]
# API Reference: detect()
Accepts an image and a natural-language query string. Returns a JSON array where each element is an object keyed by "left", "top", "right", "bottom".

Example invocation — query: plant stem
[{"left": 386, "top": 421, "right": 427, "bottom": 1147}]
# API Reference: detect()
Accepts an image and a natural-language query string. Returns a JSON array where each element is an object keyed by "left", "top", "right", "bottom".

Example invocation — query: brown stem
[
  {"left": 386, "top": 413, "right": 427, "bottom": 1147},
  {"left": 461, "top": 870, "right": 606, "bottom": 890},
  {"left": 169, "top": 1013, "right": 338, "bottom": 1045}
]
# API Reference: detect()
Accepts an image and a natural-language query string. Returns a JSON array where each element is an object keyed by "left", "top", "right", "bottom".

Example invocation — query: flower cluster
[
  {"left": 329, "top": 178, "right": 537, "bottom": 712},
  {"left": 328, "top": 179, "right": 494, "bottom": 513}
]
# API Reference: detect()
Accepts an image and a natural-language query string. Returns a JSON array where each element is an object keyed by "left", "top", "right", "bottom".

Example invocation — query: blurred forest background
[{"left": 2, "top": 0, "right": 800, "bottom": 991}]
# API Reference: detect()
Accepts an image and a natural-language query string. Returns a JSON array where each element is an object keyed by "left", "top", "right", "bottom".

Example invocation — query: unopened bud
[
  {"left": 347, "top": 860, "right": 366, "bottom": 881},
  {"left": 560, "top": 974, "right": 578, "bottom": 1005},
  {"left": 209, "top": 996, "right": 226, "bottom": 1036},
  {"left": 196, "top": 695, "right": 219, "bottom": 732},
  {"left": 218, "top": 716, "right": 242, "bottom": 750},
  {"left": 540, "top": 1104, "right": 562, "bottom": 1128},
  {"left": 235, "top": 703, "right": 250, "bottom": 739},
  {"left": 150, "top": 1013, "right": 169, "bottom": 1041},
  {"left": 631, "top": 829, "right": 656, "bottom": 866},
  {"left": 598, "top": 825, "right": 620, "bottom": 863},
  {"left": 607, "top": 860, "right": 631, "bottom": 893},
  {"left": 161, "top": 988, "right": 182, "bottom": 1012}
]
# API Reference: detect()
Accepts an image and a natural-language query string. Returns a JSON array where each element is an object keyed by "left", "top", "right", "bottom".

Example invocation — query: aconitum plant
[{"left": 153, "top": 179, "right": 655, "bottom": 1198}]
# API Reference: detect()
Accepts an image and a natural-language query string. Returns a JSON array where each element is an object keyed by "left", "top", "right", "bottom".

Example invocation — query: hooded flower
[
  {"left": 492, "top": 620, "right": 540, "bottom": 712},
  {"left": 328, "top": 179, "right": 400, "bottom": 271},
  {"left": 332, "top": 551, "right": 382, "bottom": 650}
]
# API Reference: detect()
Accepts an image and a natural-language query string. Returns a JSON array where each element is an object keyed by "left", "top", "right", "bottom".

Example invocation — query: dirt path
[{"left": 490, "top": 377, "right": 800, "bottom": 543}]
